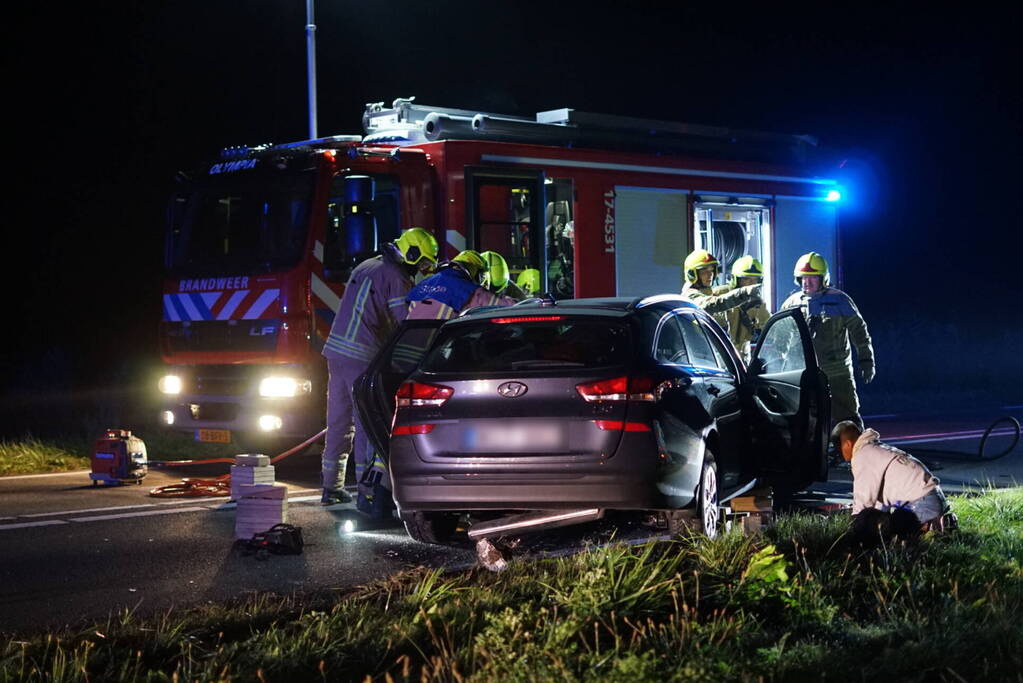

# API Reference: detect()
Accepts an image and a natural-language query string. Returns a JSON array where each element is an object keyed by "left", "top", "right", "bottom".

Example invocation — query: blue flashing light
[{"left": 825, "top": 189, "right": 842, "bottom": 202}]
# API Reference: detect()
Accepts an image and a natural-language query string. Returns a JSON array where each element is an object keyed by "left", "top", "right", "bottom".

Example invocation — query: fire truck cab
[{"left": 158, "top": 97, "right": 842, "bottom": 447}]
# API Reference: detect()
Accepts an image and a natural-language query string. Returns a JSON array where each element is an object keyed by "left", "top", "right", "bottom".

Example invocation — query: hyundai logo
[{"left": 497, "top": 381, "right": 528, "bottom": 398}]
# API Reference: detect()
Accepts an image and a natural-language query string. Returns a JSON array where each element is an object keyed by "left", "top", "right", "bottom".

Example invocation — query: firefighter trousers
[
  {"left": 824, "top": 366, "right": 862, "bottom": 429},
  {"left": 323, "top": 357, "right": 372, "bottom": 491}
]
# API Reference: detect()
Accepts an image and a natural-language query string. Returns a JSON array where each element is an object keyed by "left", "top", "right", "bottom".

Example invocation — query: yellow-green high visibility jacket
[{"left": 781, "top": 287, "right": 874, "bottom": 376}]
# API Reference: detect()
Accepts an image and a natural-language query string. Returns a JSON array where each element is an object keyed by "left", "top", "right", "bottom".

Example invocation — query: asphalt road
[{"left": 1, "top": 406, "right": 1020, "bottom": 634}]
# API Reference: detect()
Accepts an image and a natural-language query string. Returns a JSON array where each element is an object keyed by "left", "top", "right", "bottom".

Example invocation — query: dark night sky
[{"left": 5, "top": 2, "right": 1022, "bottom": 426}]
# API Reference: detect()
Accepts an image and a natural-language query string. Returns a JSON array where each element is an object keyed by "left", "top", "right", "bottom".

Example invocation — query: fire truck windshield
[{"left": 166, "top": 171, "right": 314, "bottom": 276}]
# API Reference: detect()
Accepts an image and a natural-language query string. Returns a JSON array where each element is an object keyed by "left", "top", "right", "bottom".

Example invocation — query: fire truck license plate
[{"left": 196, "top": 429, "right": 231, "bottom": 443}]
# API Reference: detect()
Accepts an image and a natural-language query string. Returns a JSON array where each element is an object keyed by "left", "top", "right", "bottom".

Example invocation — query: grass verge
[
  {"left": 0, "top": 436, "right": 92, "bottom": 476},
  {"left": 0, "top": 427, "right": 246, "bottom": 476},
  {"left": 3, "top": 488, "right": 1022, "bottom": 682}
]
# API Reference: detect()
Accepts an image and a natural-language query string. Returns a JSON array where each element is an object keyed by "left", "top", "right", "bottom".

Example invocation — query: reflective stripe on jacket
[{"left": 322, "top": 244, "right": 412, "bottom": 362}]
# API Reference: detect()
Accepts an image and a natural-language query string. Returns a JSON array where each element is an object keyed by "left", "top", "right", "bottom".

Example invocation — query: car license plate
[
  {"left": 463, "top": 424, "right": 564, "bottom": 451},
  {"left": 196, "top": 429, "right": 231, "bottom": 444}
]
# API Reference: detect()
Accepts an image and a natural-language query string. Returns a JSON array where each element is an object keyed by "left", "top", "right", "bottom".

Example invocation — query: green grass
[
  {"left": 3, "top": 488, "right": 1023, "bottom": 682},
  {"left": 0, "top": 437, "right": 92, "bottom": 476},
  {"left": 0, "top": 427, "right": 247, "bottom": 476}
]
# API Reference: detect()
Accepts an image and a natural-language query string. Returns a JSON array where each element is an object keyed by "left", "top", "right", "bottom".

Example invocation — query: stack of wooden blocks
[
  {"left": 231, "top": 454, "right": 287, "bottom": 540},
  {"left": 729, "top": 486, "right": 774, "bottom": 534},
  {"left": 230, "top": 454, "right": 275, "bottom": 502},
  {"left": 234, "top": 483, "right": 288, "bottom": 540}
]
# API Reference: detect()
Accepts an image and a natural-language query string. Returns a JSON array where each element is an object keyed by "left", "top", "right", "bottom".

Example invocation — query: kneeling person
[{"left": 833, "top": 420, "right": 954, "bottom": 532}]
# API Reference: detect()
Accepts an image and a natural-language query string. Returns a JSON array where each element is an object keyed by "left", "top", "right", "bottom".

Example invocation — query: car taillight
[
  {"left": 395, "top": 381, "right": 454, "bottom": 407},
  {"left": 392, "top": 423, "right": 435, "bottom": 435},
  {"left": 594, "top": 420, "right": 652, "bottom": 432},
  {"left": 575, "top": 376, "right": 656, "bottom": 402}
]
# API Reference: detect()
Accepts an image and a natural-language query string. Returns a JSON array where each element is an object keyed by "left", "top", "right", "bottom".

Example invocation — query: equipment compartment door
[
  {"left": 614, "top": 187, "right": 689, "bottom": 296},
  {"left": 353, "top": 320, "right": 446, "bottom": 460},
  {"left": 693, "top": 197, "right": 772, "bottom": 306}
]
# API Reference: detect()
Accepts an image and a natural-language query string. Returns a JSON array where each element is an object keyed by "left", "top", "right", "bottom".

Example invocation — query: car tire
[
  {"left": 402, "top": 511, "right": 459, "bottom": 545},
  {"left": 698, "top": 457, "right": 720, "bottom": 539}
]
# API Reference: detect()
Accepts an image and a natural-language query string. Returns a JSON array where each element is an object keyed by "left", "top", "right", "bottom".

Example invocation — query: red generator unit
[{"left": 90, "top": 429, "right": 148, "bottom": 486}]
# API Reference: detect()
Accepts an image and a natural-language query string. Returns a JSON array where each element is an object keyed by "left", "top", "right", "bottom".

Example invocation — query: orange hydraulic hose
[{"left": 148, "top": 428, "right": 327, "bottom": 498}]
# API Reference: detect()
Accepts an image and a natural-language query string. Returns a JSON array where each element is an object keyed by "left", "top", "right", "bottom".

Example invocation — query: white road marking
[
  {"left": 6, "top": 487, "right": 322, "bottom": 518},
  {"left": 19, "top": 499, "right": 205, "bottom": 518},
  {"left": 0, "top": 520, "right": 68, "bottom": 531},
  {"left": 69, "top": 507, "right": 207, "bottom": 523},
  {"left": 0, "top": 470, "right": 90, "bottom": 481},
  {"left": 0, "top": 487, "right": 332, "bottom": 531},
  {"left": 888, "top": 428, "right": 1018, "bottom": 446}
]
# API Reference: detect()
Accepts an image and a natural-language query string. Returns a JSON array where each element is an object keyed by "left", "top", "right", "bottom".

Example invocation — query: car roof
[{"left": 456, "top": 295, "right": 699, "bottom": 323}]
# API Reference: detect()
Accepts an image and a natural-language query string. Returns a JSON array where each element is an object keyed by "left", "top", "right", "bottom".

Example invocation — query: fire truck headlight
[
  {"left": 259, "top": 377, "right": 312, "bottom": 398},
  {"left": 161, "top": 410, "right": 175, "bottom": 425},
  {"left": 159, "top": 375, "right": 183, "bottom": 395},
  {"left": 258, "top": 415, "right": 284, "bottom": 431}
]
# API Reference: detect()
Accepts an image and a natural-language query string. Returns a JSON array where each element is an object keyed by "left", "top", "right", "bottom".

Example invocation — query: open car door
[
  {"left": 744, "top": 308, "right": 830, "bottom": 495},
  {"left": 353, "top": 320, "right": 447, "bottom": 462}
]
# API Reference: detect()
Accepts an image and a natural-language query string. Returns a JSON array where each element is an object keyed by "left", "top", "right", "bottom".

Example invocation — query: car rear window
[{"left": 420, "top": 318, "right": 631, "bottom": 373}]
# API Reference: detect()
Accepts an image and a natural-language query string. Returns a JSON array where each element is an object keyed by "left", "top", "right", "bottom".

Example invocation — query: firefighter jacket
[
  {"left": 406, "top": 266, "right": 515, "bottom": 320},
  {"left": 781, "top": 287, "right": 874, "bottom": 377},
  {"left": 714, "top": 285, "right": 770, "bottom": 357},
  {"left": 850, "top": 429, "right": 940, "bottom": 515},
  {"left": 322, "top": 243, "right": 412, "bottom": 364},
  {"left": 681, "top": 282, "right": 761, "bottom": 333}
]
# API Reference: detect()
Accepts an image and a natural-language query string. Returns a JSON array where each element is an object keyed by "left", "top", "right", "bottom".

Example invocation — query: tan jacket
[
  {"left": 850, "top": 429, "right": 939, "bottom": 515},
  {"left": 714, "top": 284, "right": 770, "bottom": 358},
  {"left": 781, "top": 287, "right": 874, "bottom": 376},
  {"left": 682, "top": 282, "right": 760, "bottom": 317}
]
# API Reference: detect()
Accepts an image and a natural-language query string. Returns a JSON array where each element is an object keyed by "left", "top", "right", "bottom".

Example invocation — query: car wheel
[
  {"left": 698, "top": 458, "right": 720, "bottom": 539},
  {"left": 402, "top": 511, "right": 459, "bottom": 544}
]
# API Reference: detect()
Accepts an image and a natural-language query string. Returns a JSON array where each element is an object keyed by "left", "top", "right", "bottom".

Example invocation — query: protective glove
[
  {"left": 859, "top": 361, "right": 875, "bottom": 384},
  {"left": 742, "top": 283, "right": 763, "bottom": 306}
]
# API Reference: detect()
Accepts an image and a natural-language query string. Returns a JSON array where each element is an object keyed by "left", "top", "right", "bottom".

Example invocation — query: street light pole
[{"left": 306, "top": 0, "right": 318, "bottom": 139}]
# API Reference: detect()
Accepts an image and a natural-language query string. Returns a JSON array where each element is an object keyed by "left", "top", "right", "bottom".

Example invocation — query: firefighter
[
  {"left": 516, "top": 268, "right": 542, "bottom": 297},
  {"left": 833, "top": 420, "right": 956, "bottom": 533},
  {"left": 720, "top": 255, "right": 771, "bottom": 361},
  {"left": 480, "top": 250, "right": 529, "bottom": 301},
  {"left": 407, "top": 250, "right": 516, "bottom": 320},
  {"left": 321, "top": 227, "right": 438, "bottom": 509},
  {"left": 680, "top": 249, "right": 762, "bottom": 318},
  {"left": 782, "top": 252, "right": 874, "bottom": 428}
]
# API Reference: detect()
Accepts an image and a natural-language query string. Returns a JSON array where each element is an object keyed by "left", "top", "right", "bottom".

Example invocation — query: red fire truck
[{"left": 158, "top": 97, "right": 844, "bottom": 446}]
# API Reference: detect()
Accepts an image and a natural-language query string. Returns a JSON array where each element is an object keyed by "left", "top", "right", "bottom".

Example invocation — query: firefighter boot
[{"left": 321, "top": 488, "right": 353, "bottom": 505}]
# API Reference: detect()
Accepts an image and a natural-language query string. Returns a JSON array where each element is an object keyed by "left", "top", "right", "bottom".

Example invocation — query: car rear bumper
[{"left": 390, "top": 431, "right": 694, "bottom": 512}]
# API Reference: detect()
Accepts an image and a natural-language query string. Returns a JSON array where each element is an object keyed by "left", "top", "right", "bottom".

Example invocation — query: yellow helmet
[
  {"left": 683, "top": 249, "right": 719, "bottom": 284},
  {"left": 479, "top": 251, "right": 510, "bottom": 292},
  {"left": 451, "top": 249, "right": 488, "bottom": 283},
  {"left": 395, "top": 227, "right": 439, "bottom": 266},
  {"left": 516, "top": 268, "right": 542, "bottom": 295},
  {"left": 793, "top": 252, "right": 830, "bottom": 287},
  {"left": 730, "top": 255, "right": 765, "bottom": 287}
]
